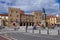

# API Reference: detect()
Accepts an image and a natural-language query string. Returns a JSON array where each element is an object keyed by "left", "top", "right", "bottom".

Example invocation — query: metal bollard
[
  {"left": 39, "top": 29, "right": 40, "bottom": 34},
  {"left": 47, "top": 29, "right": 49, "bottom": 35},
  {"left": 32, "top": 29, "right": 34, "bottom": 33},
  {"left": 58, "top": 29, "right": 59, "bottom": 35},
  {"left": 26, "top": 29, "right": 27, "bottom": 32},
  {"left": 26, "top": 26, "right": 28, "bottom": 32}
]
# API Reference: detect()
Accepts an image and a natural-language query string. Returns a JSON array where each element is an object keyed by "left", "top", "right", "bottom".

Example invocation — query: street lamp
[
  {"left": 56, "top": 14, "right": 59, "bottom": 27},
  {"left": 56, "top": 14, "right": 59, "bottom": 17}
]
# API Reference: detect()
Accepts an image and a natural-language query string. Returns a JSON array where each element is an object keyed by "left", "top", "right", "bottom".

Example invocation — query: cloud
[
  {"left": 0, "top": 0, "right": 59, "bottom": 14},
  {"left": 14, "top": 0, "right": 59, "bottom": 14},
  {"left": 0, "top": 0, "right": 16, "bottom": 13}
]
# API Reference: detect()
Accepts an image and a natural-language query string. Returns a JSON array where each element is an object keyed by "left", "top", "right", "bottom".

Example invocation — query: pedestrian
[
  {"left": 34, "top": 25, "right": 36, "bottom": 30},
  {"left": 32, "top": 25, "right": 37, "bottom": 33}
]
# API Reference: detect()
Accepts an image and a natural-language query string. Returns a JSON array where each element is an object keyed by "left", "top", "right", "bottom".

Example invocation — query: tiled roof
[
  {"left": 0, "top": 14, "right": 8, "bottom": 16},
  {"left": 19, "top": 10, "right": 24, "bottom": 14},
  {"left": 46, "top": 15, "right": 56, "bottom": 20},
  {"left": 47, "top": 15, "right": 56, "bottom": 18}
]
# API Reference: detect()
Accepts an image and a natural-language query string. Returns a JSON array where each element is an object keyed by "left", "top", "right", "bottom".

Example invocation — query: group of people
[
  {"left": 26, "top": 25, "right": 37, "bottom": 32},
  {"left": 25, "top": 24, "right": 45, "bottom": 32}
]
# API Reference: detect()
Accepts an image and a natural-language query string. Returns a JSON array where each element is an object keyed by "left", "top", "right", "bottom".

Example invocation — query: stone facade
[
  {"left": 56, "top": 16, "right": 60, "bottom": 27},
  {"left": 46, "top": 15, "right": 56, "bottom": 27},
  {"left": 20, "top": 14, "right": 34, "bottom": 26},
  {"left": 8, "top": 7, "right": 46, "bottom": 27},
  {"left": 8, "top": 7, "right": 21, "bottom": 26},
  {"left": 32, "top": 11, "right": 46, "bottom": 27}
]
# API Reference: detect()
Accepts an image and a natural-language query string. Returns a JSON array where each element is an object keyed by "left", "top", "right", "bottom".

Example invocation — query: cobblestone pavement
[{"left": 3, "top": 32, "right": 60, "bottom": 40}]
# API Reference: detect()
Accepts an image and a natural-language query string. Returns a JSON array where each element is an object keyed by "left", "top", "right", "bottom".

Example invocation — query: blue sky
[{"left": 0, "top": 0, "right": 60, "bottom": 15}]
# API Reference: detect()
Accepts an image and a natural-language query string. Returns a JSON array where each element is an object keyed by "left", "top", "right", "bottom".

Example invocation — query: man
[{"left": 32, "top": 25, "right": 37, "bottom": 33}]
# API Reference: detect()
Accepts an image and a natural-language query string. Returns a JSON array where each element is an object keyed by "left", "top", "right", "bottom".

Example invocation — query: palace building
[{"left": 8, "top": 7, "right": 46, "bottom": 27}]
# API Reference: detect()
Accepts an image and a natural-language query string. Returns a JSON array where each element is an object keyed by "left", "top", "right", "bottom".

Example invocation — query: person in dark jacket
[
  {"left": 33, "top": 25, "right": 37, "bottom": 30},
  {"left": 32, "top": 25, "right": 37, "bottom": 33}
]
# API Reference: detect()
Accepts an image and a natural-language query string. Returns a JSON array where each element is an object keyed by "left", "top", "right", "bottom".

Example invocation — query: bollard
[
  {"left": 26, "top": 28, "right": 27, "bottom": 32},
  {"left": 26, "top": 29, "right": 27, "bottom": 32},
  {"left": 47, "top": 29, "right": 49, "bottom": 35},
  {"left": 39, "top": 29, "right": 40, "bottom": 34},
  {"left": 26, "top": 25, "right": 28, "bottom": 32},
  {"left": 58, "top": 29, "right": 59, "bottom": 35},
  {"left": 32, "top": 29, "right": 34, "bottom": 33}
]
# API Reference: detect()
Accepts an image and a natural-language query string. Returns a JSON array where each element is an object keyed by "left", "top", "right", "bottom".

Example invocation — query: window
[
  {"left": 11, "top": 10, "right": 13, "bottom": 13},
  {"left": 42, "top": 15, "right": 45, "bottom": 20},
  {"left": 6, "top": 17, "right": 8, "bottom": 19},
  {"left": 10, "top": 19, "right": 13, "bottom": 22},
  {"left": 10, "top": 14, "right": 12, "bottom": 16},
  {"left": 16, "top": 11, "right": 18, "bottom": 13},
  {"left": 40, "top": 17, "right": 41, "bottom": 19},
  {"left": 17, "top": 15, "right": 19, "bottom": 17},
  {"left": 2, "top": 16, "right": 4, "bottom": 19},
  {"left": 0, "top": 16, "right": 1, "bottom": 18},
  {"left": 16, "top": 19, "right": 19, "bottom": 23},
  {"left": 36, "top": 17, "right": 37, "bottom": 19}
]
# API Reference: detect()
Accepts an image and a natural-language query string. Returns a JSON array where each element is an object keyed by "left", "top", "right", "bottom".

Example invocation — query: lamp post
[
  {"left": 56, "top": 14, "right": 59, "bottom": 35},
  {"left": 56, "top": 14, "right": 59, "bottom": 27},
  {"left": 56, "top": 14, "right": 59, "bottom": 17}
]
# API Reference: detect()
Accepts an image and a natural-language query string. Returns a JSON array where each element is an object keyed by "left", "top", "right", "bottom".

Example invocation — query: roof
[
  {"left": 46, "top": 15, "right": 56, "bottom": 19},
  {"left": 0, "top": 14, "right": 8, "bottom": 16},
  {"left": 19, "top": 10, "right": 24, "bottom": 14}
]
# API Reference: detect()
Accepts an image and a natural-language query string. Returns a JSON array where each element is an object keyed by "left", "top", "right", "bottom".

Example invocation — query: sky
[{"left": 0, "top": 0, "right": 60, "bottom": 15}]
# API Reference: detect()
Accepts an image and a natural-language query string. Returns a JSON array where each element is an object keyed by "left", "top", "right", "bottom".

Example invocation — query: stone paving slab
[{"left": 5, "top": 32, "right": 60, "bottom": 40}]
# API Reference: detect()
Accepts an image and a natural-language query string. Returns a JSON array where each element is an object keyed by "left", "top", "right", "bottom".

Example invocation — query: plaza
[{"left": 0, "top": 26, "right": 60, "bottom": 40}]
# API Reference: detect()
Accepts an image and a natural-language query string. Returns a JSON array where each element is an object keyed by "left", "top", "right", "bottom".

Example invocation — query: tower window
[
  {"left": 11, "top": 10, "right": 13, "bottom": 13},
  {"left": 10, "top": 19, "right": 13, "bottom": 23},
  {"left": 16, "top": 11, "right": 18, "bottom": 13},
  {"left": 16, "top": 19, "right": 19, "bottom": 23},
  {"left": 17, "top": 15, "right": 19, "bottom": 17},
  {"left": 10, "top": 14, "right": 12, "bottom": 16}
]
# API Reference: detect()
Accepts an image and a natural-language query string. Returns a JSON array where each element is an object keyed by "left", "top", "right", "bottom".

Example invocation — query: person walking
[{"left": 33, "top": 25, "right": 37, "bottom": 33}]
